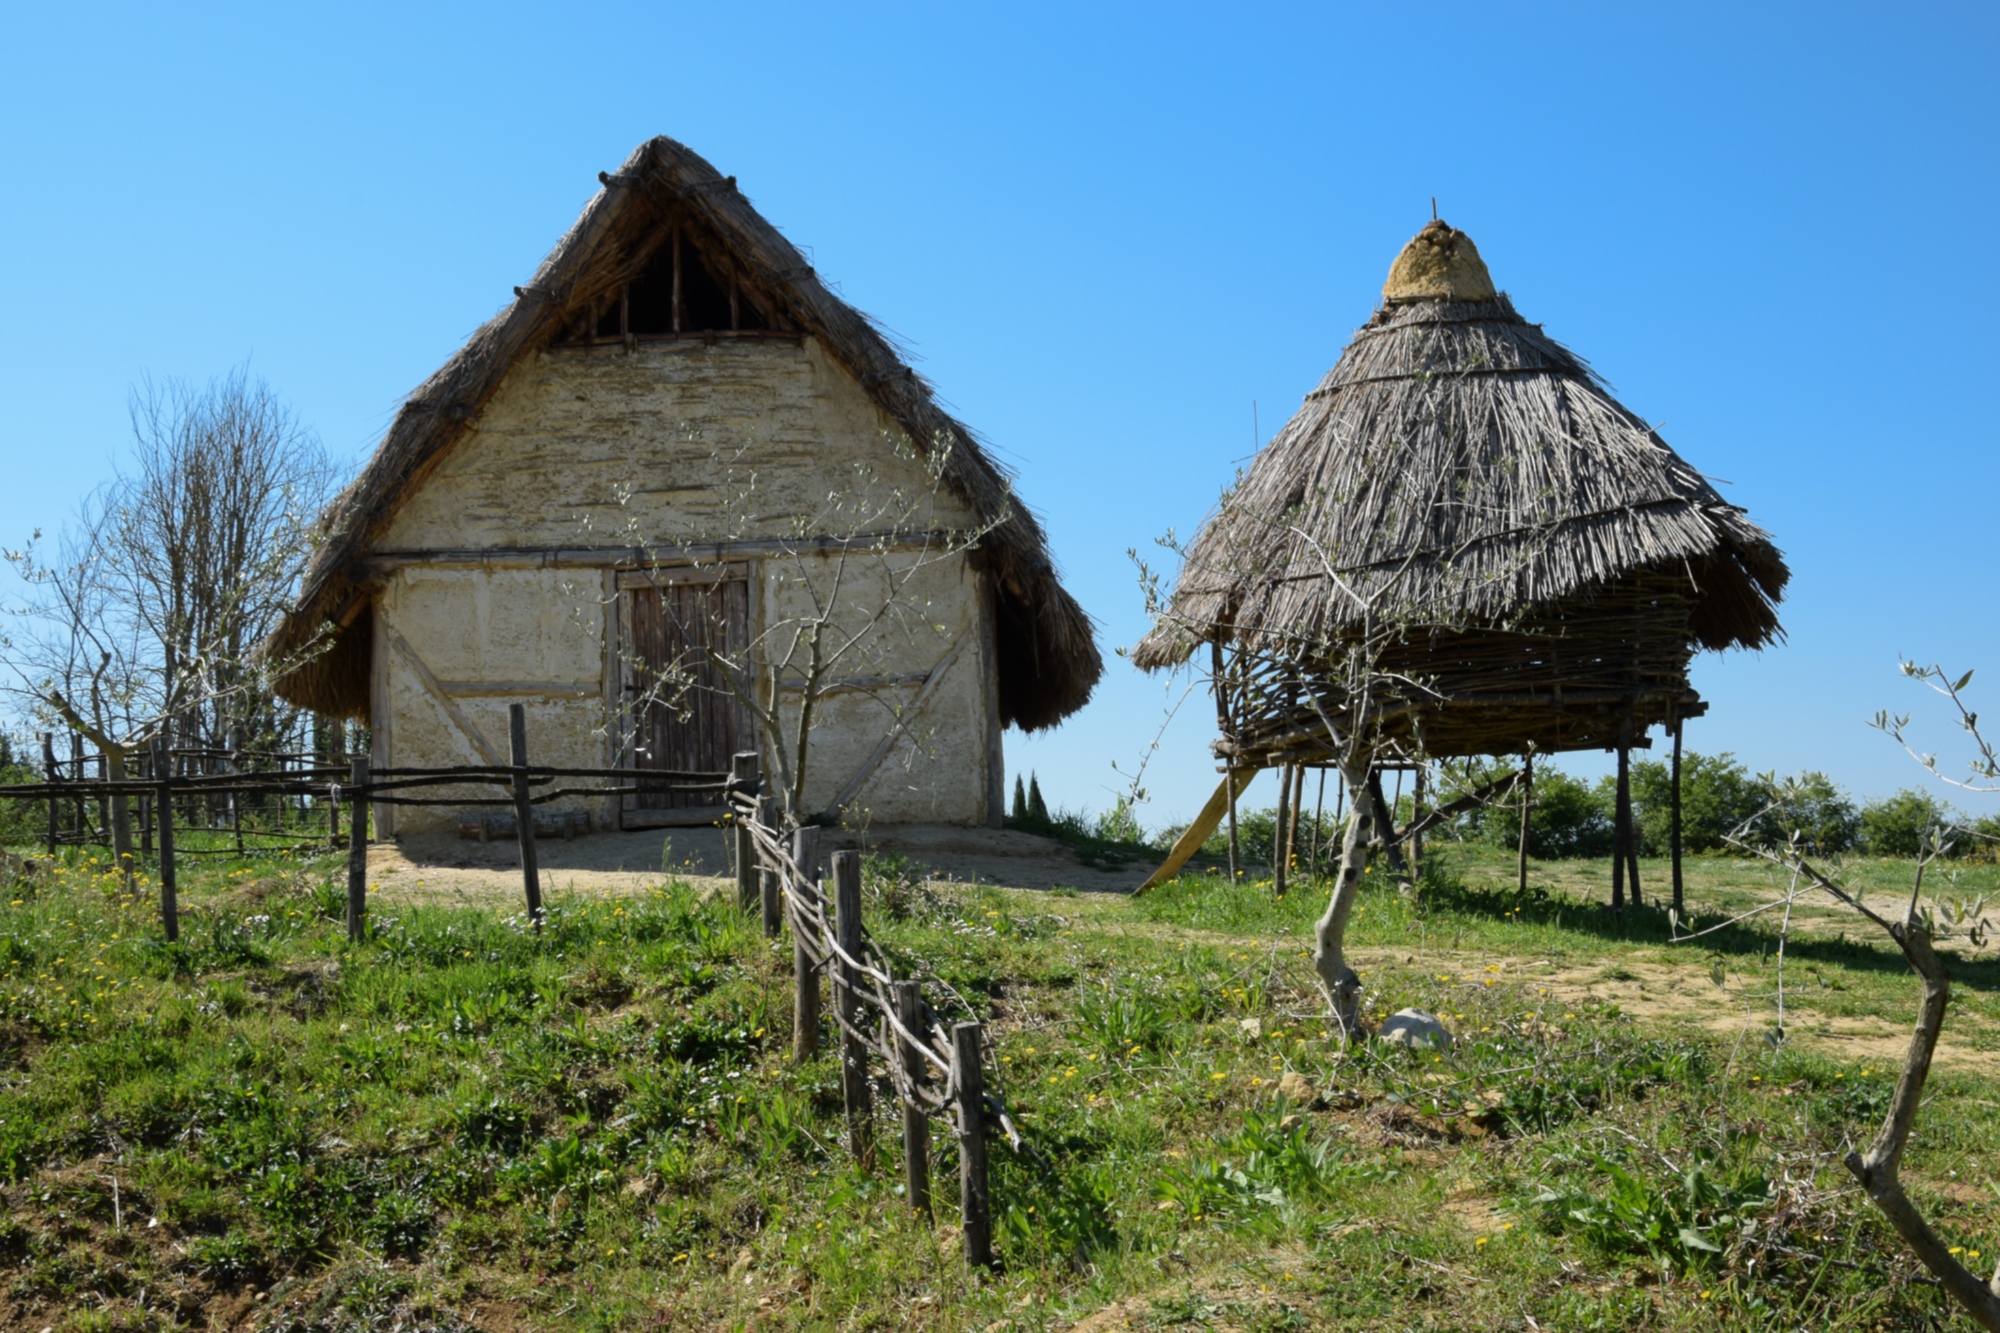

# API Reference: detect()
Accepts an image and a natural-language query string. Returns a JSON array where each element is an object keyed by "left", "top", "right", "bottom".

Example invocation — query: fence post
[
  {"left": 346, "top": 758, "right": 370, "bottom": 942},
  {"left": 40, "top": 733, "right": 56, "bottom": 857},
  {"left": 832, "top": 850, "right": 874, "bottom": 1170},
  {"left": 756, "top": 800, "right": 780, "bottom": 932},
  {"left": 760, "top": 868, "right": 781, "bottom": 938},
  {"left": 788, "top": 820, "right": 820, "bottom": 1056},
  {"left": 508, "top": 703, "right": 544, "bottom": 929},
  {"left": 732, "top": 752, "right": 761, "bottom": 913},
  {"left": 151, "top": 738, "right": 178, "bottom": 944},
  {"left": 894, "top": 981, "right": 932, "bottom": 1216},
  {"left": 229, "top": 729, "right": 245, "bottom": 858},
  {"left": 71, "top": 734, "right": 87, "bottom": 844},
  {"left": 951, "top": 1022, "right": 993, "bottom": 1268}
]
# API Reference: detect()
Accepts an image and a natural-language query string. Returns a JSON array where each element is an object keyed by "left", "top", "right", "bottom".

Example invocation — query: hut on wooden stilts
[{"left": 1134, "top": 219, "right": 1786, "bottom": 1013}]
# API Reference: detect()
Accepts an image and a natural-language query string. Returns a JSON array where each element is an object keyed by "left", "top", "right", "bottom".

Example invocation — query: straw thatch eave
[
  {"left": 1132, "top": 290, "right": 1787, "bottom": 675},
  {"left": 268, "top": 136, "right": 1100, "bottom": 731}
]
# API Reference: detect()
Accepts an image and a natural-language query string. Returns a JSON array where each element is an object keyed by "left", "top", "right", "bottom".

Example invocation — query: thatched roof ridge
[
  {"left": 1133, "top": 253, "right": 1787, "bottom": 672},
  {"left": 272, "top": 136, "right": 1100, "bottom": 730}
]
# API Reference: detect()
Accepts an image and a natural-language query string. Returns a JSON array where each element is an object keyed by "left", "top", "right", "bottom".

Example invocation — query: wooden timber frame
[{"left": 1205, "top": 612, "right": 1702, "bottom": 906}]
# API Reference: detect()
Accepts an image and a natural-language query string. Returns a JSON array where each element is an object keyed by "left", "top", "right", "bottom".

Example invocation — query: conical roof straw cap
[{"left": 1383, "top": 219, "right": 1496, "bottom": 303}]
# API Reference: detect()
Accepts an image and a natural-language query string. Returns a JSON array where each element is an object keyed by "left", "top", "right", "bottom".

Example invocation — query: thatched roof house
[
  {"left": 270, "top": 136, "right": 1100, "bottom": 831},
  {"left": 1135, "top": 219, "right": 1786, "bottom": 765}
]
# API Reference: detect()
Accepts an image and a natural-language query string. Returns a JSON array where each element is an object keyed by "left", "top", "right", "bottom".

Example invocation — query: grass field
[{"left": 1, "top": 838, "right": 1996, "bottom": 1331}]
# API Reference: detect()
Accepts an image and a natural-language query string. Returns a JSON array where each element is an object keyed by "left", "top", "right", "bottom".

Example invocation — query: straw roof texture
[
  {"left": 1133, "top": 222, "right": 1786, "bottom": 676},
  {"left": 270, "top": 136, "right": 1100, "bottom": 731}
]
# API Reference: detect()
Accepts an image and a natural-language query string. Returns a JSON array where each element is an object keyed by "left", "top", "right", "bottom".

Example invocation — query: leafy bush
[
  {"left": 1472, "top": 767, "right": 1613, "bottom": 859},
  {"left": 1626, "top": 751, "right": 1774, "bottom": 854},
  {"left": 1859, "top": 788, "right": 1958, "bottom": 857}
]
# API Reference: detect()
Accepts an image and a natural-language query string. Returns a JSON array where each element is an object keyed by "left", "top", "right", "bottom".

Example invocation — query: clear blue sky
[{"left": 3, "top": 3, "right": 1996, "bottom": 827}]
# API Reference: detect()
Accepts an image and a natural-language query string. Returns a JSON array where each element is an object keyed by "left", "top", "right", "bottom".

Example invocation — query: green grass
[{"left": 0, "top": 841, "right": 1995, "bottom": 1329}]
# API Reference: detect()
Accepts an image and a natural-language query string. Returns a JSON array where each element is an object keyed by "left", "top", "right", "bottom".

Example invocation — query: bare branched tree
[
  {"left": 1712, "top": 667, "right": 2000, "bottom": 1329},
  {"left": 578, "top": 427, "right": 1006, "bottom": 823},
  {"left": 1, "top": 368, "right": 334, "bottom": 860}
]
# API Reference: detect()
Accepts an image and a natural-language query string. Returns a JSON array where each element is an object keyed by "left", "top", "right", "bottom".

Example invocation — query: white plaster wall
[{"left": 367, "top": 339, "right": 993, "bottom": 831}]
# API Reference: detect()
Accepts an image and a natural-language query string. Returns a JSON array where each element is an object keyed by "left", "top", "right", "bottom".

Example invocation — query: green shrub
[
  {"left": 1858, "top": 788, "right": 1958, "bottom": 857},
  {"left": 1473, "top": 767, "right": 1613, "bottom": 859}
]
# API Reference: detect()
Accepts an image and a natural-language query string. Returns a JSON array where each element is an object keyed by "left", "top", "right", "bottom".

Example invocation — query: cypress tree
[
  {"left": 1012, "top": 775, "right": 1027, "bottom": 821},
  {"left": 1028, "top": 774, "right": 1049, "bottom": 823}
]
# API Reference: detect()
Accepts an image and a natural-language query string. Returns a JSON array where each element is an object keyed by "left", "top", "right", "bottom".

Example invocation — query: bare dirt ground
[{"left": 365, "top": 821, "right": 1159, "bottom": 906}]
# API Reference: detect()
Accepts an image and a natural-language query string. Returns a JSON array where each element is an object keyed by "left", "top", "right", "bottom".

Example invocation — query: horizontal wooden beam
[
  {"left": 437, "top": 680, "right": 599, "bottom": 698},
  {"left": 363, "top": 530, "right": 965, "bottom": 575}
]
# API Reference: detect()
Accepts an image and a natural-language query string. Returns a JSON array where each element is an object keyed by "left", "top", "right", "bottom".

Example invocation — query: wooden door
[{"left": 623, "top": 568, "right": 752, "bottom": 823}]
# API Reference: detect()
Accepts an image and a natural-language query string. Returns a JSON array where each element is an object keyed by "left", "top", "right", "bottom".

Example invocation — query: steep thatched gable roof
[
  {"left": 1133, "top": 221, "right": 1787, "bottom": 672},
  {"left": 271, "top": 136, "right": 1100, "bottom": 731}
]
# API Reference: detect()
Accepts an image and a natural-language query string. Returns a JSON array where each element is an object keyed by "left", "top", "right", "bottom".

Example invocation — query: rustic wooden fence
[
  {"left": 2, "top": 708, "right": 1010, "bottom": 1267},
  {"left": 725, "top": 768, "right": 1004, "bottom": 1268}
]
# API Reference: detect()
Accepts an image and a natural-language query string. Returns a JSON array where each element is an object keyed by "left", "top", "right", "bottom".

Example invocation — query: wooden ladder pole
[
  {"left": 893, "top": 980, "right": 932, "bottom": 1216},
  {"left": 347, "top": 758, "right": 370, "bottom": 942},
  {"left": 508, "top": 704, "right": 544, "bottom": 930},
  {"left": 152, "top": 738, "right": 178, "bottom": 944},
  {"left": 832, "top": 849, "right": 874, "bottom": 1170},
  {"left": 792, "top": 826, "right": 822, "bottom": 1063},
  {"left": 951, "top": 1022, "right": 994, "bottom": 1269}
]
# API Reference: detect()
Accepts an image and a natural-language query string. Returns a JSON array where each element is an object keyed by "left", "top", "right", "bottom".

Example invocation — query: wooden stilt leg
[{"left": 1671, "top": 718, "right": 1684, "bottom": 918}]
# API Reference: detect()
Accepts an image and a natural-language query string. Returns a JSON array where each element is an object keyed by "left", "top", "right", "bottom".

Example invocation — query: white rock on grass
[{"left": 1376, "top": 1008, "right": 1452, "bottom": 1051}]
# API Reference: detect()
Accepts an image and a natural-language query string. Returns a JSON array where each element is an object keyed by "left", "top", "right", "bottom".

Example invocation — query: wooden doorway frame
[{"left": 615, "top": 562, "right": 758, "bottom": 829}]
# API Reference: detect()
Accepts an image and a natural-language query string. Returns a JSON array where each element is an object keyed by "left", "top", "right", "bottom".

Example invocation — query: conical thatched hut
[{"left": 1135, "top": 220, "right": 1787, "bottom": 769}]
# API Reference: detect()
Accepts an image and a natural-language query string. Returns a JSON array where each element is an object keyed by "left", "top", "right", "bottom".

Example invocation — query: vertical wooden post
[
  {"left": 1670, "top": 717, "right": 1685, "bottom": 918},
  {"left": 732, "top": 752, "right": 762, "bottom": 913},
  {"left": 832, "top": 850, "right": 874, "bottom": 1169},
  {"left": 1611, "top": 743, "right": 1629, "bottom": 911},
  {"left": 346, "top": 758, "right": 370, "bottom": 942},
  {"left": 793, "top": 842, "right": 823, "bottom": 1065},
  {"left": 1286, "top": 764, "right": 1306, "bottom": 879},
  {"left": 1411, "top": 766, "right": 1427, "bottom": 882},
  {"left": 893, "top": 981, "right": 932, "bottom": 1216},
  {"left": 1212, "top": 643, "right": 1239, "bottom": 881},
  {"left": 761, "top": 869, "right": 781, "bottom": 938},
  {"left": 1310, "top": 768, "right": 1327, "bottom": 878},
  {"left": 1517, "top": 752, "right": 1534, "bottom": 894},
  {"left": 229, "top": 730, "right": 245, "bottom": 858},
  {"left": 139, "top": 745, "right": 152, "bottom": 856},
  {"left": 1272, "top": 762, "right": 1291, "bottom": 897},
  {"left": 152, "top": 739, "right": 178, "bottom": 944},
  {"left": 788, "top": 824, "right": 817, "bottom": 939},
  {"left": 41, "top": 733, "right": 57, "bottom": 857},
  {"left": 1224, "top": 766, "right": 1241, "bottom": 881},
  {"left": 951, "top": 1022, "right": 994, "bottom": 1269},
  {"left": 71, "top": 734, "right": 87, "bottom": 843},
  {"left": 508, "top": 703, "right": 544, "bottom": 929},
  {"left": 1367, "top": 770, "right": 1407, "bottom": 875}
]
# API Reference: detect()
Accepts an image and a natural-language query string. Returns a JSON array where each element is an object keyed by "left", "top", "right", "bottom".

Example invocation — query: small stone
[
  {"left": 1279, "top": 1114, "right": 1304, "bottom": 1132},
  {"left": 1238, "top": 1017, "right": 1262, "bottom": 1039},
  {"left": 1277, "top": 1070, "right": 1318, "bottom": 1104},
  {"left": 1377, "top": 1008, "right": 1452, "bottom": 1051}
]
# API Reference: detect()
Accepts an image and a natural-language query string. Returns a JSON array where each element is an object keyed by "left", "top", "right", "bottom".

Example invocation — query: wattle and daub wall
[{"left": 363, "top": 336, "right": 999, "bottom": 834}]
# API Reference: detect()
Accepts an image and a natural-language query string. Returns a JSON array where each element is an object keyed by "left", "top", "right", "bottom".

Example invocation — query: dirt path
[{"left": 365, "top": 822, "right": 1159, "bottom": 905}]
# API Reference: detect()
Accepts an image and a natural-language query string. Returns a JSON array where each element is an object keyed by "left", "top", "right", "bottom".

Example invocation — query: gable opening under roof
[{"left": 553, "top": 214, "right": 784, "bottom": 347}]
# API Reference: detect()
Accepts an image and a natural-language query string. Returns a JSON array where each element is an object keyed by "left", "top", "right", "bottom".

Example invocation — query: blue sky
[{"left": 3, "top": 3, "right": 1996, "bottom": 828}]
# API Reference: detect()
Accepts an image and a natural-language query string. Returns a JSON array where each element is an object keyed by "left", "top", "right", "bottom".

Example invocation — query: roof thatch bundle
[
  {"left": 1134, "top": 220, "right": 1786, "bottom": 761},
  {"left": 269, "top": 136, "right": 1100, "bottom": 731}
]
